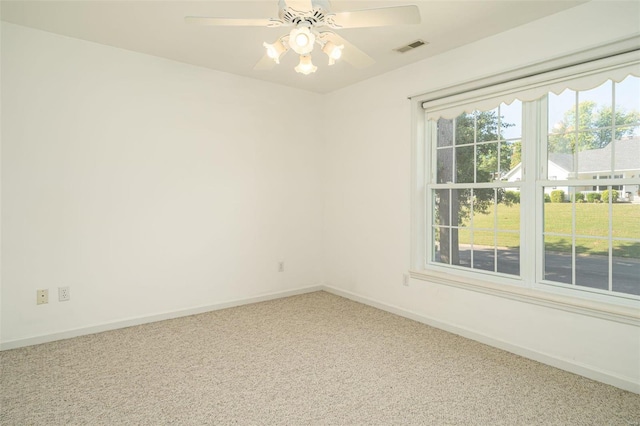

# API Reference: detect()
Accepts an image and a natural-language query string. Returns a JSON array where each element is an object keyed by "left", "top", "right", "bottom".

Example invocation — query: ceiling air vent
[{"left": 394, "top": 40, "right": 428, "bottom": 53}]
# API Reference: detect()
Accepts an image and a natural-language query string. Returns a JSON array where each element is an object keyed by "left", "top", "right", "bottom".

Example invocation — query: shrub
[
  {"left": 550, "top": 190, "right": 565, "bottom": 203},
  {"left": 573, "top": 192, "right": 585, "bottom": 202},
  {"left": 586, "top": 193, "right": 601, "bottom": 203},
  {"left": 544, "top": 193, "right": 551, "bottom": 203},
  {"left": 601, "top": 189, "right": 619, "bottom": 203},
  {"left": 504, "top": 190, "right": 520, "bottom": 205}
]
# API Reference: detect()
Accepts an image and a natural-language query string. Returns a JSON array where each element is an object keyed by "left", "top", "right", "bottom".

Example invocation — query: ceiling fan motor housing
[{"left": 280, "top": 7, "right": 329, "bottom": 28}]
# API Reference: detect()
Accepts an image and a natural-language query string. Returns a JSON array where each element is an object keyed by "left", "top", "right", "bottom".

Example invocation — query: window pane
[
  {"left": 434, "top": 189, "right": 450, "bottom": 226},
  {"left": 544, "top": 190, "right": 572, "bottom": 234},
  {"left": 458, "top": 228, "right": 472, "bottom": 269},
  {"left": 500, "top": 100, "right": 522, "bottom": 140},
  {"left": 575, "top": 201, "right": 608, "bottom": 238},
  {"left": 437, "top": 148, "right": 453, "bottom": 183},
  {"left": 500, "top": 141, "right": 520, "bottom": 178},
  {"left": 613, "top": 203, "right": 640, "bottom": 239},
  {"left": 433, "top": 226, "right": 450, "bottom": 265},
  {"left": 455, "top": 112, "right": 475, "bottom": 145},
  {"left": 613, "top": 242, "right": 640, "bottom": 296},
  {"left": 549, "top": 89, "right": 576, "bottom": 134},
  {"left": 577, "top": 130, "right": 611, "bottom": 177},
  {"left": 615, "top": 75, "right": 640, "bottom": 123},
  {"left": 547, "top": 148, "right": 576, "bottom": 180},
  {"left": 453, "top": 189, "right": 472, "bottom": 228},
  {"left": 544, "top": 236, "right": 572, "bottom": 284},
  {"left": 497, "top": 188, "right": 520, "bottom": 231},
  {"left": 473, "top": 230, "right": 495, "bottom": 272},
  {"left": 456, "top": 145, "right": 474, "bottom": 183},
  {"left": 613, "top": 129, "right": 639, "bottom": 175},
  {"left": 437, "top": 118, "right": 454, "bottom": 147},
  {"left": 575, "top": 238, "right": 608, "bottom": 291},
  {"left": 476, "top": 109, "right": 500, "bottom": 143},
  {"left": 548, "top": 89, "right": 577, "bottom": 178},
  {"left": 475, "top": 142, "right": 498, "bottom": 183},
  {"left": 578, "top": 80, "right": 612, "bottom": 131},
  {"left": 497, "top": 232, "right": 520, "bottom": 276},
  {"left": 473, "top": 188, "right": 495, "bottom": 228}
]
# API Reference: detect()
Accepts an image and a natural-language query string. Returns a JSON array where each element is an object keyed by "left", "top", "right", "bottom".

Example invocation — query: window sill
[{"left": 409, "top": 269, "right": 640, "bottom": 326}]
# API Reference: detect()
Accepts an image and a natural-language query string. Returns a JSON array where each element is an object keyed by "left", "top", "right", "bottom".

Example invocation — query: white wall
[
  {"left": 322, "top": 1, "right": 640, "bottom": 392},
  {"left": 1, "top": 23, "right": 323, "bottom": 345}
]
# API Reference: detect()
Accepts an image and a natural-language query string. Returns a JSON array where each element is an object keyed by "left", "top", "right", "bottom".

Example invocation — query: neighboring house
[
  {"left": 503, "top": 157, "right": 571, "bottom": 195},
  {"left": 504, "top": 137, "right": 640, "bottom": 201}
]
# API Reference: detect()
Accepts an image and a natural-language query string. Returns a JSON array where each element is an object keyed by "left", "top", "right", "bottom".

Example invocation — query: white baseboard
[
  {"left": 322, "top": 285, "right": 640, "bottom": 395},
  {"left": 3, "top": 283, "right": 637, "bottom": 395},
  {"left": 0, "top": 285, "right": 323, "bottom": 351}
]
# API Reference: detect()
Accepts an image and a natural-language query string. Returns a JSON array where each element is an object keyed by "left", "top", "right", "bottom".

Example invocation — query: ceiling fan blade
[
  {"left": 254, "top": 54, "right": 278, "bottom": 71},
  {"left": 184, "top": 17, "right": 277, "bottom": 27},
  {"left": 324, "top": 33, "right": 375, "bottom": 69},
  {"left": 284, "top": 0, "right": 314, "bottom": 11},
  {"left": 330, "top": 5, "right": 421, "bottom": 28}
]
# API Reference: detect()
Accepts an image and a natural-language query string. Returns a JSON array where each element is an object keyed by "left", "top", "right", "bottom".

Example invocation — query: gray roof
[
  {"left": 549, "top": 138, "right": 640, "bottom": 174},
  {"left": 548, "top": 153, "right": 573, "bottom": 172}
]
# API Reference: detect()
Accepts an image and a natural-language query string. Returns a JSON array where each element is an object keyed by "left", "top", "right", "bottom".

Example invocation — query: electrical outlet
[
  {"left": 37, "top": 289, "right": 49, "bottom": 305},
  {"left": 58, "top": 286, "right": 70, "bottom": 302},
  {"left": 278, "top": 261, "right": 284, "bottom": 272},
  {"left": 403, "top": 274, "right": 410, "bottom": 287}
]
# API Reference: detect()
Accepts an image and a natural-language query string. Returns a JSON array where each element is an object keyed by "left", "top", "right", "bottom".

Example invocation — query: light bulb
[
  {"left": 322, "top": 42, "right": 344, "bottom": 66},
  {"left": 266, "top": 46, "right": 277, "bottom": 58},
  {"left": 288, "top": 27, "right": 316, "bottom": 55},
  {"left": 295, "top": 33, "right": 309, "bottom": 47},
  {"left": 295, "top": 55, "right": 317, "bottom": 75}
]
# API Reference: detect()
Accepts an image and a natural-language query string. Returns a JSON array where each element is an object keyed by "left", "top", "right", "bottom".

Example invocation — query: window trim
[
  {"left": 409, "top": 268, "right": 640, "bottom": 326},
  {"left": 410, "top": 38, "right": 640, "bottom": 313}
]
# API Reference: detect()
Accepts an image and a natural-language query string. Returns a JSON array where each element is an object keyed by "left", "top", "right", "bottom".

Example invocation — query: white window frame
[{"left": 410, "top": 38, "right": 640, "bottom": 321}]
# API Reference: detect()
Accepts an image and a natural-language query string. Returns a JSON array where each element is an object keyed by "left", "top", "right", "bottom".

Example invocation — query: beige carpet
[{"left": 1, "top": 291, "right": 639, "bottom": 425}]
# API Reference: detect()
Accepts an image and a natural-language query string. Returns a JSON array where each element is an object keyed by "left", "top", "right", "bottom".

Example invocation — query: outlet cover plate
[
  {"left": 37, "top": 289, "right": 49, "bottom": 305},
  {"left": 58, "top": 286, "right": 70, "bottom": 302}
]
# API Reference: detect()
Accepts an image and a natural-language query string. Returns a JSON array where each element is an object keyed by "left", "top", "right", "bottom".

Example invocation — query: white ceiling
[{"left": 1, "top": 0, "right": 585, "bottom": 93}]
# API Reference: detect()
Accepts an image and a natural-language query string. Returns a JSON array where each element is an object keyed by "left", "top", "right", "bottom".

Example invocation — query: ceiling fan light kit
[{"left": 186, "top": 0, "right": 421, "bottom": 75}]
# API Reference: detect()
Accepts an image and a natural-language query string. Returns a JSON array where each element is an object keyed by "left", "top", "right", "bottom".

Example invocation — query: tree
[
  {"left": 510, "top": 141, "right": 522, "bottom": 169},
  {"left": 549, "top": 101, "right": 640, "bottom": 153}
]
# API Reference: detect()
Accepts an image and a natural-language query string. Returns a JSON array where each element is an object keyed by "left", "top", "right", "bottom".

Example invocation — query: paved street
[{"left": 436, "top": 247, "right": 640, "bottom": 296}]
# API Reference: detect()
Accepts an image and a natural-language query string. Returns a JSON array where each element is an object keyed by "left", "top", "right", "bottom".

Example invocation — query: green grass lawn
[{"left": 459, "top": 202, "right": 640, "bottom": 258}]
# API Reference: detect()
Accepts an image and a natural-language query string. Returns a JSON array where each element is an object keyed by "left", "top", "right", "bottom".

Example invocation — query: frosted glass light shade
[
  {"left": 263, "top": 40, "right": 287, "bottom": 64},
  {"left": 295, "top": 55, "right": 317, "bottom": 75},
  {"left": 322, "top": 41, "right": 344, "bottom": 65}
]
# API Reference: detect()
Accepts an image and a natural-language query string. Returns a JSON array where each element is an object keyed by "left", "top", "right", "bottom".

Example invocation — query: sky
[
  {"left": 496, "top": 75, "right": 640, "bottom": 140},
  {"left": 548, "top": 75, "right": 640, "bottom": 134}
]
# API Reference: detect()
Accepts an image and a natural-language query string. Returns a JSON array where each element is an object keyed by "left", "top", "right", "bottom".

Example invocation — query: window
[
  {"left": 431, "top": 103, "right": 522, "bottom": 277},
  {"left": 414, "top": 49, "right": 640, "bottom": 305}
]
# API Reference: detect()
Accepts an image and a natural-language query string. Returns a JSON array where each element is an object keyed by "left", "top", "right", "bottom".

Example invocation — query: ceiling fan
[{"left": 185, "top": 0, "right": 421, "bottom": 75}]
